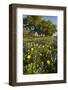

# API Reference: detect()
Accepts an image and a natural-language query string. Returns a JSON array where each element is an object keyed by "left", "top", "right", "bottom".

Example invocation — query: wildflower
[
  {"left": 28, "top": 49, "right": 30, "bottom": 52},
  {"left": 31, "top": 47, "right": 34, "bottom": 51},
  {"left": 40, "top": 53, "right": 42, "bottom": 56},
  {"left": 27, "top": 55, "right": 31, "bottom": 59},
  {"left": 50, "top": 46, "right": 51, "bottom": 49},
  {"left": 42, "top": 45, "right": 44, "bottom": 48},
  {"left": 47, "top": 60, "right": 50, "bottom": 65},
  {"left": 36, "top": 43, "right": 38, "bottom": 46}
]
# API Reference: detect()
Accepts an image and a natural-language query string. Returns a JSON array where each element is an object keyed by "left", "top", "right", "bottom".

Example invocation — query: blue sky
[{"left": 42, "top": 16, "right": 57, "bottom": 25}]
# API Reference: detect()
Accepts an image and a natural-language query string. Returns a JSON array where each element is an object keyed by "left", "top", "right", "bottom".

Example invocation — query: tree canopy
[{"left": 23, "top": 16, "right": 57, "bottom": 36}]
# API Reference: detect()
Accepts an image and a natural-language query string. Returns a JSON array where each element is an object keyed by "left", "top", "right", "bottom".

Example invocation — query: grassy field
[
  {"left": 23, "top": 35, "right": 57, "bottom": 74},
  {"left": 23, "top": 35, "right": 56, "bottom": 42}
]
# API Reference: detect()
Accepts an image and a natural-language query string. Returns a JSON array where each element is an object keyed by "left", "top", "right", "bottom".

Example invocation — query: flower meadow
[{"left": 23, "top": 38, "right": 57, "bottom": 74}]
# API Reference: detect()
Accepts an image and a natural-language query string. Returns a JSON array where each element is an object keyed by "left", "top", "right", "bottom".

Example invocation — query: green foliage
[
  {"left": 23, "top": 27, "right": 30, "bottom": 35},
  {"left": 28, "top": 16, "right": 42, "bottom": 25},
  {"left": 23, "top": 16, "right": 57, "bottom": 36},
  {"left": 41, "top": 20, "right": 57, "bottom": 35}
]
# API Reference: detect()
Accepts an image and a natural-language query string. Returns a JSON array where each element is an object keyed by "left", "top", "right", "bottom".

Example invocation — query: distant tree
[
  {"left": 28, "top": 16, "right": 42, "bottom": 25},
  {"left": 23, "top": 15, "right": 57, "bottom": 36},
  {"left": 41, "top": 20, "right": 57, "bottom": 36},
  {"left": 23, "top": 27, "right": 30, "bottom": 35}
]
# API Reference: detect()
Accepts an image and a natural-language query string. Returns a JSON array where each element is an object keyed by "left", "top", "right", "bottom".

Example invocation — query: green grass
[{"left": 23, "top": 35, "right": 56, "bottom": 42}]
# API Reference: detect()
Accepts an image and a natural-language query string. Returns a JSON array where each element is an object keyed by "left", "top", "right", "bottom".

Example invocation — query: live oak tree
[{"left": 23, "top": 16, "right": 57, "bottom": 36}]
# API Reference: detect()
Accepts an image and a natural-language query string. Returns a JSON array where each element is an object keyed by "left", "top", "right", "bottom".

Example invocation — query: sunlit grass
[{"left": 23, "top": 35, "right": 56, "bottom": 42}]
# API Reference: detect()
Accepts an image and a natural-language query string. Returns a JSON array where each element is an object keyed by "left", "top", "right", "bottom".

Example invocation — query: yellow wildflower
[
  {"left": 42, "top": 45, "right": 44, "bottom": 48},
  {"left": 31, "top": 47, "right": 34, "bottom": 51},
  {"left": 47, "top": 60, "right": 50, "bottom": 65},
  {"left": 40, "top": 53, "right": 42, "bottom": 56},
  {"left": 36, "top": 44, "right": 38, "bottom": 46},
  {"left": 27, "top": 55, "right": 31, "bottom": 59}
]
